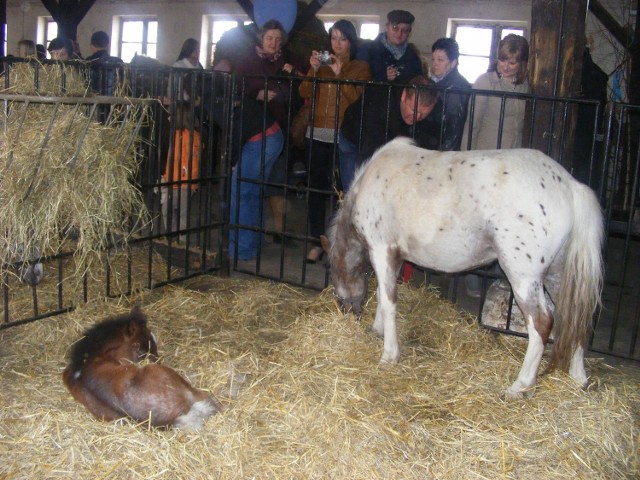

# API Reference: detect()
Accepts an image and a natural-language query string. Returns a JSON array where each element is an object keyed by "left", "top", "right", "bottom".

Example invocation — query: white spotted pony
[{"left": 322, "top": 137, "right": 604, "bottom": 398}]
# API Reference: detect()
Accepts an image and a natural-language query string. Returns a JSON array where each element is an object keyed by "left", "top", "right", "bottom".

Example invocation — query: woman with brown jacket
[{"left": 299, "top": 19, "right": 371, "bottom": 263}]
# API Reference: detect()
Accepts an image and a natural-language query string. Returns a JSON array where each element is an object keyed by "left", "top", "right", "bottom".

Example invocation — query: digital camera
[{"left": 318, "top": 51, "right": 332, "bottom": 65}]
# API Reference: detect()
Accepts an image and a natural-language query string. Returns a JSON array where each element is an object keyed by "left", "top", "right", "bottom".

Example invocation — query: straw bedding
[{"left": 0, "top": 277, "right": 638, "bottom": 479}]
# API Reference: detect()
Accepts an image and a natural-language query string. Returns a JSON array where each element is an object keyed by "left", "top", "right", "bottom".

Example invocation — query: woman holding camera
[{"left": 299, "top": 19, "right": 371, "bottom": 263}]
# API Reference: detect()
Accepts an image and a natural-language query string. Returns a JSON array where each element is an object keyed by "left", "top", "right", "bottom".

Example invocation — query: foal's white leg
[
  {"left": 506, "top": 315, "right": 545, "bottom": 399},
  {"left": 370, "top": 247, "right": 401, "bottom": 364}
]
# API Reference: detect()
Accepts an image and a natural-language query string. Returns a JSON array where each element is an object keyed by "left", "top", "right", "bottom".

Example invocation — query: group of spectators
[
  {"left": 14, "top": 13, "right": 530, "bottom": 266},
  {"left": 214, "top": 10, "right": 530, "bottom": 263}
]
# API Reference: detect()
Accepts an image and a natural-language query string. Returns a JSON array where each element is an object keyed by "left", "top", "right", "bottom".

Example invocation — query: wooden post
[{"left": 526, "top": 0, "right": 586, "bottom": 169}]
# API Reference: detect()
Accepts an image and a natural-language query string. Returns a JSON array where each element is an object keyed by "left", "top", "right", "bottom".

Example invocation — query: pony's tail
[{"left": 549, "top": 183, "right": 604, "bottom": 370}]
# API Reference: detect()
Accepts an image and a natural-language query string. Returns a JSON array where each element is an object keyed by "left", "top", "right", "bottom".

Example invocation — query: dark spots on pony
[
  {"left": 503, "top": 171, "right": 509, "bottom": 175},
  {"left": 518, "top": 214, "right": 524, "bottom": 219},
  {"left": 539, "top": 204, "right": 546, "bottom": 216},
  {"left": 449, "top": 175, "right": 453, "bottom": 181},
  {"left": 541, "top": 256, "right": 545, "bottom": 264},
  {"left": 427, "top": 176, "right": 432, "bottom": 180},
  {"left": 526, "top": 253, "right": 532, "bottom": 261},
  {"left": 515, "top": 247, "right": 520, "bottom": 251},
  {"left": 470, "top": 163, "right": 476, "bottom": 167},
  {"left": 461, "top": 160, "right": 466, "bottom": 165},
  {"left": 540, "top": 180, "right": 546, "bottom": 189}
]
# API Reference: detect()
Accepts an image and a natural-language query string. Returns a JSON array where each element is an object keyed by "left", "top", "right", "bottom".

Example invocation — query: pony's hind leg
[
  {"left": 505, "top": 279, "right": 553, "bottom": 399},
  {"left": 174, "top": 392, "right": 224, "bottom": 430}
]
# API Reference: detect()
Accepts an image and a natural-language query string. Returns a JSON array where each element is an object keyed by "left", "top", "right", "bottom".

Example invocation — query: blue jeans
[
  {"left": 230, "top": 129, "right": 284, "bottom": 260},
  {"left": 338, "top": 131, "right": 358, "bottom": 191}
]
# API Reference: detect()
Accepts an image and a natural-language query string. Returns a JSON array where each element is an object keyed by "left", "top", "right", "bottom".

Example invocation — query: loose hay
[
  {"left": 0, "top": 96, "right": 151, "bottom": 283},
  {"left": 1, "top": 61, "right": 151, "bottom": 285},
  {"left": 4, "top": 60, "right": 90, "bottom": 97},
  {"left": 0, "top": 278, "right": 638, "bottom": 479}
]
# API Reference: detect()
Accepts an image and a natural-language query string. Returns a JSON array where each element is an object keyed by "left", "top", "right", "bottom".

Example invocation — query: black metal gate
[{"left": 1, "top": 60, "right": 638, "bottom": 362}]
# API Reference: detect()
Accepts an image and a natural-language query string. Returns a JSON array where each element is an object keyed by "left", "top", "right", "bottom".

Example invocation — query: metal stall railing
[
  {"left": 0, "top": 59, "right": 233, "bottom": 328},
  {"left": 1, "top": 59, "right": 638, "bottom": 361}
]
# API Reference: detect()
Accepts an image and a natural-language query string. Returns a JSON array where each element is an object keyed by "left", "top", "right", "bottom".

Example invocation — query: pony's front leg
[{"left": 370, "top": 247, "right": 401, "bottom": 364}]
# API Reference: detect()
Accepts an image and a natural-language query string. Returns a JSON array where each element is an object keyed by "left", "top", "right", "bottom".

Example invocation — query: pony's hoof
[
  {"left": 379, "top": 353, "right": 400, "bottom": 366},
  {"left": 502, "top": 386, "right": 535, "bottom": 401}
]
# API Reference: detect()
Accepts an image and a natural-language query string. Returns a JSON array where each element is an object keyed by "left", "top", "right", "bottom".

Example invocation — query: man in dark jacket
[
  {"left": 85, "top": 31, "right": 123, "bottom": 95},
  {"left": 357, "top": 10, "right": 423, "bottom": 84},
  {"left": 338, "top": 76, "right": 442, "bottom": 190}
]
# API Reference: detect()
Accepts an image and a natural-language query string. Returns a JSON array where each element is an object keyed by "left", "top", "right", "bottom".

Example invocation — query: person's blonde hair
[
  {"left": 494, "top": 34, "right": 529, "bottom": 85},
  {"left": 17, "top": 39, "right": 36, "bottom": 57}
]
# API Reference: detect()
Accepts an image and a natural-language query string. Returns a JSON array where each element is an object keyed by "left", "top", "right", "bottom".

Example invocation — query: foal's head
[
  {"left": 323, "top": 211, "right": 369, "bottom": 315},
  {"left": 69, "top": 307, "right": 158, "bottom": 370}
]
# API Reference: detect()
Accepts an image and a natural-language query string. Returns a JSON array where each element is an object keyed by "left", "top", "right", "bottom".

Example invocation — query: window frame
[
  {"left": 317, "top": 15, "right": 381, "bottom": 40},
  {"left": 448, "top": 19, "right": 528, "bottom": 83},
  {"left": 204, "top": 16, "right": 251, "bottom": 68},
  {"left": 117, "top": 16, "right": 158, "bottom": 61}
]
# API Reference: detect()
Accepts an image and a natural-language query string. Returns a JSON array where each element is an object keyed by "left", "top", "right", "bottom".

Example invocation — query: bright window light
[
  {"left": 212, "top": 21, "right": 239, "bottom": 43},
  {"left": 361, "top": 23, "right": 379, "bottom": 40}
]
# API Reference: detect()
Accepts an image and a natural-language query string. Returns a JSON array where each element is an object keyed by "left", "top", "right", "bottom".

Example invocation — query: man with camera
[{"left": 357, "top": 10, "right": 424, "bottom": 83}]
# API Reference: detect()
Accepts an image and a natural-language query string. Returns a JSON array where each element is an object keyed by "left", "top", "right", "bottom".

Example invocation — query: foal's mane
[{"left": 67, "top": 308, "right": 149, "bottom": 371}]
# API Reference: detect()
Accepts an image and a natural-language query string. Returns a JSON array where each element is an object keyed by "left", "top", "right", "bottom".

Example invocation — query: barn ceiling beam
[
  {"left": 588, "top": 0, "right": 634, "bottom": 48},
  {"left": 235, "top": 0, "right": 255, "bottom": 22},
  {"left": 293, "top": 0, "right": 329, "bottom": 33},
  {"left": 40, "top": 0, "right": 98, "bottom": 40}
]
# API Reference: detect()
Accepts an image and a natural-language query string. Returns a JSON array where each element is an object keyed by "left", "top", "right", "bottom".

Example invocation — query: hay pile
[
  {"left": 4, "top": 60, "right": 90, "bottom": 97},
  {"left": 0, "top": 62, "right": 150, "bottom": 283},
  {"left": 0, "top": 278, "right": 638, "bottom": 479}
]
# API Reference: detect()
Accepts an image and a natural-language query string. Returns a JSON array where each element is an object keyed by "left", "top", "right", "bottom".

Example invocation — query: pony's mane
[{"left": 67, "top": 308, "right": 148, "bottom": 371}]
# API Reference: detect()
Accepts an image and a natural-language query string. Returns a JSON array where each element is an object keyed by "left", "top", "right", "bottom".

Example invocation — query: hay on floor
[{"left": 0, "top": 278, "right": 638, "bottom": 479}]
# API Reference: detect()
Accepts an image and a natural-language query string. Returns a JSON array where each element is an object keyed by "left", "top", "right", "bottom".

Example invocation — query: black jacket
[
  {"left": 340, "top": 86, "right": 443, "bottom": 165},
  {"left": 433, "top": 67, "right": 471, "bottom": 151}
]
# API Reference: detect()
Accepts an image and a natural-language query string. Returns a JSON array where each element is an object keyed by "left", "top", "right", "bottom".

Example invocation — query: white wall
[{"left": 4, "top": 0, "right": 621, "bottom": 82}]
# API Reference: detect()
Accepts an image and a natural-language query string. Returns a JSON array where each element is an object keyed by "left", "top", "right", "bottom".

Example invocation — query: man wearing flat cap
[{"left": 357, "top": 9, "right": 423, "bottom": 83}]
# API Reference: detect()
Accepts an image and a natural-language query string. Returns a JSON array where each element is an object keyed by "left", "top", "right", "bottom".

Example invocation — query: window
[
  {"left": 36, "top": 17, "right": 58, "bottom": 57},
  {"left": 449, "top": 20, "right": 527, "bottom": 84},
  {"left": 360, "top": 23, "right": 379, "bottom": 41},
  {"left": 319, "top": 16, "right": 380, "bottom": 41},
  {"left": 204, "top": 17, "right": 251, "bottom": 67},
  {"left": 119, "top": 18, "right": 158, "bottom": 62}
]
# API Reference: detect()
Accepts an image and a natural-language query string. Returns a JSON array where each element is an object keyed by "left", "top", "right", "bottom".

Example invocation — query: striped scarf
[{"left": 381, "top": 33, "right": 407, "bottom": 60}]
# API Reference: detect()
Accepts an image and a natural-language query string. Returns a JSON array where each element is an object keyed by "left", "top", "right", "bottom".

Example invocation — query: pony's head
[
  {"left": 322, "top": 208, "right": 369, "bottom": 315},
  {"left": 68, "top": 307, "right": 158, "bottom": 371}
]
